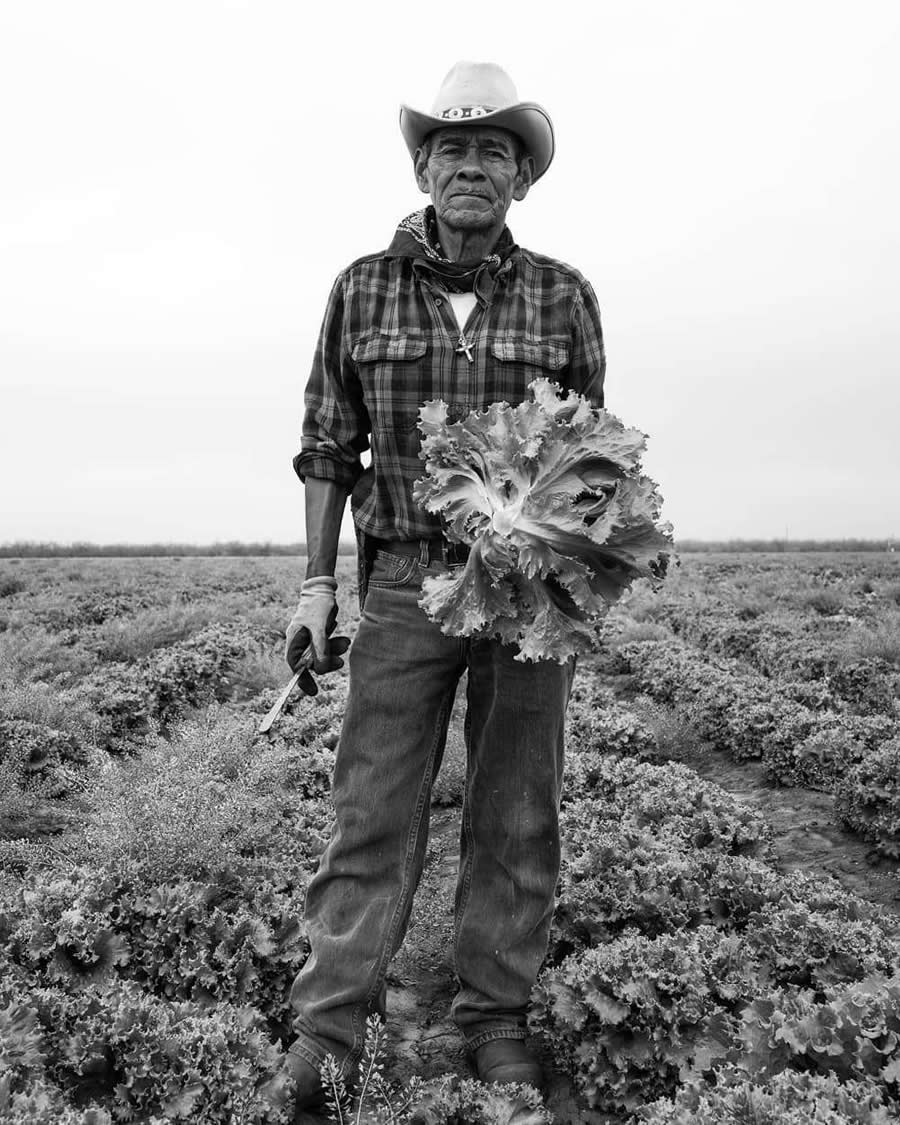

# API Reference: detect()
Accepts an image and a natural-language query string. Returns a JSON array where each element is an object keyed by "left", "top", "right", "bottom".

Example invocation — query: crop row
[
  {"left": 0, "top": 702, "right": 338, "bottom": 1123},
  {"left": 531, "top": 750, "right": 900, "bottom": 1118},
  {"left": 651, "top": 601, "right": 899, "bottom": 716},
  {"left": 615, "top": 636, "right": 900, "bottom": 859},
  {"left": 0, "top": 623, "right": 270, "bottom": 783},
  {"left": 0, "top": 569, "right": 283, "bottom": 632}
]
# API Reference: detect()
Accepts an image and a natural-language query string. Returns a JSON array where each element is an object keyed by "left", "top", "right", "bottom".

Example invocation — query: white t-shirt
[{"left": 447, "top": 291, "right": 478, "bottom": 331}]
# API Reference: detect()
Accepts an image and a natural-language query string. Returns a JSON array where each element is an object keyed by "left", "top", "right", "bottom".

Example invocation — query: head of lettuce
[{"left": 413, "top": 378, "right": 673, "bottom": 664}]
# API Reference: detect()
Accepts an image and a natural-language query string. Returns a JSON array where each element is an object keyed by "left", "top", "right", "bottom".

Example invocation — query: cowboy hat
[{"left": 399, "top": 61, "right": 555, "bottom": 182}]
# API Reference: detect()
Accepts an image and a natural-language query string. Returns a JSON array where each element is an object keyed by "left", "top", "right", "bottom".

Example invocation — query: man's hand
[{"left": 284, "top": 576, "right": 351, "bottom": 695}]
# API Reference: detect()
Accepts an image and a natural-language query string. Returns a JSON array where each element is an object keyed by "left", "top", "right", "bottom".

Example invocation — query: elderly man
[{"left": 284, "top": 62, "right": 606, "bottom": 1116}]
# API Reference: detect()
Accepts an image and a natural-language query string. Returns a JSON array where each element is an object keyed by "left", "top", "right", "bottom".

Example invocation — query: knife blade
[{"left": 258, "top": 646, "right": 313, "bottom": 734}]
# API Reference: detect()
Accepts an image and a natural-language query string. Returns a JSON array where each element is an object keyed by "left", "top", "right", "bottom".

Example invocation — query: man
[{"left": 283, "top": 61, "right": 606, "bottom": 1116}]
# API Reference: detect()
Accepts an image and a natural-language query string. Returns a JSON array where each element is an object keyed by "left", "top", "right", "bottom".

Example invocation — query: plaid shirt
[{"left": 294, "top": 227, "right": 607, "bottom": 541}]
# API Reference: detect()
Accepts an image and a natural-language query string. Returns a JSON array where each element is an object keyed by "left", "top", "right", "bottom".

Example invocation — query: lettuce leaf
[{"left": 413, "top": 379, "right": 674, "bottom": 663}]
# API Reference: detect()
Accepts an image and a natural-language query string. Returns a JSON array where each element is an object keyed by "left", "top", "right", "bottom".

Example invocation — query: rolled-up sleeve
[
  {"left": 567, "top": 279, "right": 606, "bottom": 409},
  {"left": 292, "top": 272, "right": 370, "bottom": 488}
]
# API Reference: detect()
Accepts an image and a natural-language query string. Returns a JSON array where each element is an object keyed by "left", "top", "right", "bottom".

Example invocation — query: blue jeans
[{"left": 288, "top": 546, "right": 575, "bottom": 1069}]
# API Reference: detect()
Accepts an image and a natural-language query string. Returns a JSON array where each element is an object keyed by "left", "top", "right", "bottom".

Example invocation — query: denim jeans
[{"left": 288, "top": 546, "right": 575, "bottom": 1069}]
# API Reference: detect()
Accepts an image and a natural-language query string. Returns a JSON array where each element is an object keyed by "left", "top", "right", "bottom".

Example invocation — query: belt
[{"left": 375, "top": 537, "right": 471, "bottom": 565}]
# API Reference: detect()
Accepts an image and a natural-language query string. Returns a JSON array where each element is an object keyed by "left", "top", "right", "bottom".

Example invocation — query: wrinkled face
[{"left": 414, "top": 125, "right": 533, "bottom": 232}]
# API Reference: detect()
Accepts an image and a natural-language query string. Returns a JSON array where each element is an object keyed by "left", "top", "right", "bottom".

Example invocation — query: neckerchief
[{"left": 386, "top": 205, "right": 517, "bottom": 304}]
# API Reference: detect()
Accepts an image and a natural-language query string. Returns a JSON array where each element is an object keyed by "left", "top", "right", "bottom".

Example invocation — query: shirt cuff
[{"left": 292, "top": 451, "right": 362, "bottom": 490}]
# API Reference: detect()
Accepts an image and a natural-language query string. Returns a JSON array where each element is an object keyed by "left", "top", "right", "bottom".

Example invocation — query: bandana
[{"left": 386, "top": 206, "right": 517, "bottom": 304}]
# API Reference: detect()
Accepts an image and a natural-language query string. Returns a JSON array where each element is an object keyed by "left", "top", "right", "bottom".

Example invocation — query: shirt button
[{"left": 434, "top": 298, "right": 443, "bottom": 306}]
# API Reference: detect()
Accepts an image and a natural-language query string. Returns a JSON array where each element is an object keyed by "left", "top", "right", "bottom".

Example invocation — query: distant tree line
[
  {"left": 675, "top": 538, "right": 896, "bottom": 554},
  {"left": 0, "top": 538, "right": 895, "bottom": 559},
  {"left": 0, "top": 541, "right": 357, "bottom": 559}
]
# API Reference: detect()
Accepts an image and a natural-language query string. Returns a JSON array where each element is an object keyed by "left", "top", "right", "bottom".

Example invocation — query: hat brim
[{"left": 399, "top": 101, "right": 555, "bottom": 183}]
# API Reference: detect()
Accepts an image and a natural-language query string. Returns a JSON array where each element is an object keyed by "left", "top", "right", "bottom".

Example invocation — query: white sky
[{"left": 1, "top": 0, "right": 898, "bottom": 545}]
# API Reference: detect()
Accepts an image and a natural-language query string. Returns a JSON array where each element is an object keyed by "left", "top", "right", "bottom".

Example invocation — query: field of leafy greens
[{"left": 1, "top": 551, "right": 899, "bottom": 1123}]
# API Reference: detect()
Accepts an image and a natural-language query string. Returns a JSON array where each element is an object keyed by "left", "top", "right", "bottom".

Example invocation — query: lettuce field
[{"left": 1, "top": 551, "right": 899, "bottom": 1124}]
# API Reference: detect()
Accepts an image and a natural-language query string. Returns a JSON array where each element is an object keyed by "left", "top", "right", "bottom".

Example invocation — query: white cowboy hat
[{"left": 399, "top": 61, "right": 555, "bottom": 182}]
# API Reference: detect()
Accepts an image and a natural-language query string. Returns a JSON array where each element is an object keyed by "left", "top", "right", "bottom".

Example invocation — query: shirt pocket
[
  {"left": 352, "top": 332, "right": 430, "bottom": 459},
  {"left": 353, "top": 332, "right": 429, "bottom": 365},
  {"left": 490, "top": 337, "right": 570, "bottom": 401}
]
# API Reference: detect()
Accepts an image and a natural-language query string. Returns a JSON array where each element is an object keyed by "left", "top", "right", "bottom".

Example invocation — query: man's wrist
[
  {"left": 301, "top": 575, "right": 338, "bottom": 595},
  {"left": 305, "top": 564, "right": 336, "bottom": 581}
]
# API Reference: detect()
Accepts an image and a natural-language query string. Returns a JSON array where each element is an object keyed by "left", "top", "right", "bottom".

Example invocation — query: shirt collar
[{"left": 385, "top": 206, "right": 517, "bottom": 300}]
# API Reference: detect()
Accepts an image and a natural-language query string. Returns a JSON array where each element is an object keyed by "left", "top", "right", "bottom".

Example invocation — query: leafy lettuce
[{"left": 412, "top": 378, "right": 673, "bottom": 663}]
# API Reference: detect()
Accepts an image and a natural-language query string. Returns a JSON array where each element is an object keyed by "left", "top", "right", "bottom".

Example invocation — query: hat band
[{"left": 438, "top": 104, "right": 498, "bottom": 120}]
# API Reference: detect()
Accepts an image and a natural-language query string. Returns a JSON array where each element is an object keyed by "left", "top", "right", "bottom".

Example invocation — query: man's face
[{"left": 414, "top": 126, "right": 533, "bottom": 232}]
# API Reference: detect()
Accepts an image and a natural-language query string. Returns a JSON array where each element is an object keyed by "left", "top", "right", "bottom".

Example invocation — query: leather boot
[
  {"left": 283, "top": 1048, "right": 327, "bottom": 1120},
  {"left": 471, "top": 1038, "right": 544, "bottom": 1088}
]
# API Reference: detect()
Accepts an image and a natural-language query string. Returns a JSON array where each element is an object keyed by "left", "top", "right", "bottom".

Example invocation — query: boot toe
[
  {"left": 472, "top": 1039, "right": 544, "bottom": 1089},
  {"left": 283, "top": 1049, "right": 326, "bottom": 1117}
]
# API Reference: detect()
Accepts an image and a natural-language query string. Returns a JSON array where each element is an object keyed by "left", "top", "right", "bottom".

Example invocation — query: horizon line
[{"left": 1, "top": 536, "right": 897, "bottom": 560}]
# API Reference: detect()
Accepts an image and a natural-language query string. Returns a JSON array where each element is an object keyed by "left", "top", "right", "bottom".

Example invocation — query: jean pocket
[{"left": 367, "top": 551, "right": 419, "bottom": 589}]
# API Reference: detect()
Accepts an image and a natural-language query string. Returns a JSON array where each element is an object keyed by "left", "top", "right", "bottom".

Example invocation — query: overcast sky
[{"left": 1, "top": 0, "right": 898, "bottom": 545}]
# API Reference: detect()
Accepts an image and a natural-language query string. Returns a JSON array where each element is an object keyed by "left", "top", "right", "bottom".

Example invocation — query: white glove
[
  {"left": 285, "top": 575, "right": 338, "bottom": 664},
  {"left": 284, "top": 576, "right": 351, "bottom": 695}
]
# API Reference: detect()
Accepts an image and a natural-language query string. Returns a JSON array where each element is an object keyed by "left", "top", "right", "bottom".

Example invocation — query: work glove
[{"left": 284, "top": 576, "right": 351, "bottom": 695}]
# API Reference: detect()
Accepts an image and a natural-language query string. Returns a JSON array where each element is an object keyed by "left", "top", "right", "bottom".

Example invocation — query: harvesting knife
[{"left": 258, "top": 645, "right": 313, "bottom": 734}]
